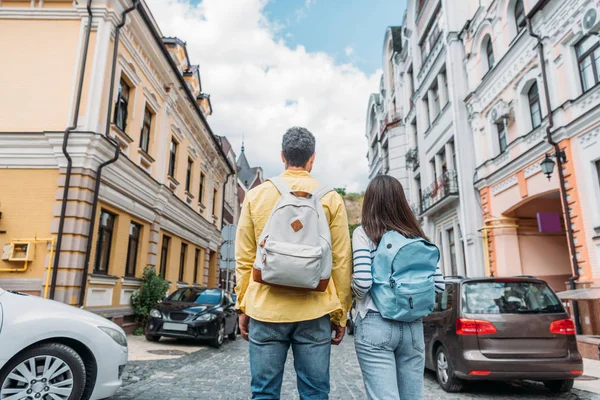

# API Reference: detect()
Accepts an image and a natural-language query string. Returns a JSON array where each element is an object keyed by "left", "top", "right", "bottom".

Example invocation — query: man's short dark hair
[{"left": 282, "top": 127, "right": 316, "bottom": 167}]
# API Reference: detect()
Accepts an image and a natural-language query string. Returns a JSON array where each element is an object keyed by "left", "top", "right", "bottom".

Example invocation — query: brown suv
[{"left": 423, "top": 277, "right": 583, "bottom": 393}]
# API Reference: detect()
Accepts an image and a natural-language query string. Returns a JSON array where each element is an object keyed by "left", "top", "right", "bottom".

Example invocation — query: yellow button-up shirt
[{"left": 234, "top": 170, "right": 353, "bottom": 326}]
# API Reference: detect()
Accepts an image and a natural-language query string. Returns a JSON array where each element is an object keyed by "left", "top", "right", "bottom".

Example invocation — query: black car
[{"left": 145, "top": 287, "right": 238, "bottom": 348}]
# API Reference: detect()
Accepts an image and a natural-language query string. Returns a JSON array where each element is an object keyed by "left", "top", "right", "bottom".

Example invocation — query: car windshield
[
  {"left": 168, "top": 288, "right": 222, "bottom": 305},
  {"left": 463, "top": 281, "right": 564, "bottom": 314}
]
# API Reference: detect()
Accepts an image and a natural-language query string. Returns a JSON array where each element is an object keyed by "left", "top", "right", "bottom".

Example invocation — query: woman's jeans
[{"left": 354, "top": 312, "right": 425, "bottom": 400}]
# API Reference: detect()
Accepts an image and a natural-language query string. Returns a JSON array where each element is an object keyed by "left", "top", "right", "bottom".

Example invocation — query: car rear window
[
  {"left": 462, "top": 281, "right": 564, "bottom": 314},
  {"left": 169, "top": 288, "right": 222, "bottom": 305}
]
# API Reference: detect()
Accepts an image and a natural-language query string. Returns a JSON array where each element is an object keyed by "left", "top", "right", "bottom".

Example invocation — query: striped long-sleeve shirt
[{"left": 351, "top": 226, "right": 445, "bottom": 317}]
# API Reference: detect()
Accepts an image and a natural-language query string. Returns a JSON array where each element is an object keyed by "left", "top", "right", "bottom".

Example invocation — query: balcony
[
  {"left": 406, "top": 147, "right": 420, "bottom": 171},
  {"left": 380, "top": 111, "right": 403, "bottom": 136},
  {"left": 420, "top": 170, "right": 459, "bottom": 216}
]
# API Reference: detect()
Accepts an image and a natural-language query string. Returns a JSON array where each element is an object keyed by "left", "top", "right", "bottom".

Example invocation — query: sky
[{"left": 147, "top": 0, "right": 406, "bottom": 192}]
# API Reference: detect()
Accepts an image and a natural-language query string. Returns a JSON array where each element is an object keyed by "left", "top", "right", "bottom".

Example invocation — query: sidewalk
[{"left": 577, "top": 358, "right": 600, "bottom": 395}]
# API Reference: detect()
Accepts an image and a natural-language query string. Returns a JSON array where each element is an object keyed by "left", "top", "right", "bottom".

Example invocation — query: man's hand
[
  {"left": 239, "top": 313, "right": 250, "bottom": 341},
  {"left": 331, "top": 322, "right": 345, "bottom": 345}
]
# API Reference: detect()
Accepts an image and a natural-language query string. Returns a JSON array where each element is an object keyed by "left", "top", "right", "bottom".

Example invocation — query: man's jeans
[
  {"left": 249, "top": 315, "right": 331, "bottom": 400},
  {"left": 354, "top": 312, "right": 425, "bottom": 400}
]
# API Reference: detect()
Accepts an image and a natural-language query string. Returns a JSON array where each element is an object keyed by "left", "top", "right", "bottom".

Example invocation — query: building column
[
  {"left": 203, "top": 249, "right": 210, "bottom": 286},
  {"left": 454, "top": 220, "right": 466, "bottom": 276},
  {"left": 147, "top": 221, "right": 160, "bottom": 268},
  {"left": 437, "top": 73, "right": 448, "bottom": 107}
]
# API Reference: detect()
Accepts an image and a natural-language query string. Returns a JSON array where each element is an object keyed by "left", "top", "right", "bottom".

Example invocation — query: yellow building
[{"left": 0, "top": 0, "right": 235, "bottom": 328}]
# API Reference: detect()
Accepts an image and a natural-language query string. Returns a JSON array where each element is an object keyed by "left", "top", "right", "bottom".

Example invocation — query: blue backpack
[{"left": 371, "top": 231, "right": 440, "bottom": 322}]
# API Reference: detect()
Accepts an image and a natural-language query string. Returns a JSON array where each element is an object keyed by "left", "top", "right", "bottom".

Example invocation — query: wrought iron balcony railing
[{"left": 420, "top": 170, "right": 459, "bottom": 214}]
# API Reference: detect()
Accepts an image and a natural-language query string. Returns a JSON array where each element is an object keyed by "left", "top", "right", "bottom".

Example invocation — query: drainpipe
[
  {"left": 526, "top": 17, "right": 582, "bottom": 334},
  {"left": 78, "top": 0, "right": 140, "bottom": 307},
  {"left": 50, "top": 0, "right": 95, "bottom": 300},
  {"left": 220, "top": 171, "right": 235, "bottom": 229}
]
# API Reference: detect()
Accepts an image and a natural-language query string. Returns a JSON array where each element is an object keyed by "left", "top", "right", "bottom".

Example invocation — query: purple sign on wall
[{"left": 537, "top": 212, "right": 562, "bottom": 233}]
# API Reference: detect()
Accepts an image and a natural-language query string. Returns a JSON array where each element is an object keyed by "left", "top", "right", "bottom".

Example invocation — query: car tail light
[
  {"left": 456, "top": 318, "right": 497, "bottom": 335},
  {"left": 469, "top": 370, "right": 491, "bottom": 376},
  {"left": 571, "top": 370, "right": 583, "bottom": 375},
  {"left": 550, "top": 319, "right": 576, "bottom": 335}
]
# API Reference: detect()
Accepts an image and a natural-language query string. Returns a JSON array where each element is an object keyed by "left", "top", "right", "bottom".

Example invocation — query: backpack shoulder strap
[
  {"left": 311, "top": 183, "right": 334, "bottom": 200},
  {"left": 267, "top": 177, "right": 291, "bottom": 195}
]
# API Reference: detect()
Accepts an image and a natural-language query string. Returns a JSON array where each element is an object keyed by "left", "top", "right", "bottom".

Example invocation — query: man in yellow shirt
[{"left": 235, "top": 127, "right": 352, "bottom": 399}]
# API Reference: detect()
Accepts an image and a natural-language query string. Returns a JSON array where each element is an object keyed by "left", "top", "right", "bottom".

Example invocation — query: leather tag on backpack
[{"left": 291, "top": 219, "right": 303, "bottom": 232}]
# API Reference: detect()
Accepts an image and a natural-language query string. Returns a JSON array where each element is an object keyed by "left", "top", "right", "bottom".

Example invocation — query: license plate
[{"left": 163, "top": 322, "right": 188, "bottom": 332}]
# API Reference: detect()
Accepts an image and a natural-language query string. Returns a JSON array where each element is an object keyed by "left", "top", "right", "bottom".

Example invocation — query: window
[
  {"left": 125, "top": 222, "right": 141, "bottom": 277},
  {"left": 515, "top": 0, "right": 526, "bottom": 33},
  {"left": 167, "top": 288, "right": 222, "bottom": 305},
  {"left": 577, "top": 36, "right": 600, "bottom": 92},
  {"left": 486, "top": 38, "right": 495, "bottom": 71},
  {"left": 185, "top": 158, "right": 193, "bottom": 192},
  {"left": 432, "top": 83, "right": 440, "bottom": 117},
  {"left": 419, "top": 7, "right": 441, "bottom": 61},
  {"left": 114, "top": 79, "right": 130, "bottom": 132},
  {"left": 93, "top": 210, "right": 115, "bottom": 274},
  {"left": 168, "top": 139, "right": 178, "bottom": 178},
  {"left": 463, "top": 281, "right": 563, "bottom": 314},
  {"left": 423, "top": 96, "right": 431, "bottom": 128},
  {"left": 434, "top": 284, "right": 454, "bottom": 312},
  {"left": 199, "top": 172, "right": 206, "bottom": 204},
  {"left": 159, "top": 235, "right": 171, "bottom": 279},
  {"left": 140, "top": 107, "right": 152, "bottom": 153},
  {"left": 194, "top": 248, "right": 201, "bottom": 284},
  {"left": 596, "top": 160, "right": 600, "bottom": 190},
  {"left": 496, "top": 121, "right": 508, "bottom": 153},
  {"left": 447, "top": 228, "right": 457, "bottom": 276},
  {"left": 528, "top": 82, "right": 542, "bottom": 129},
  {"left": 179, "top": 243, "right": 188, "bottom": 282},
  {"left": 212, "top": 188, "right": 218, "bottom": 216},
  {"left": 416, "top": 0, "right": 427, "bottom": 15}
]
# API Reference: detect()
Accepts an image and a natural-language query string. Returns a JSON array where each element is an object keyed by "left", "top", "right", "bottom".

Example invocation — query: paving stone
[{"left": 112, "top": 335, "right": 599, "bottom": 399}]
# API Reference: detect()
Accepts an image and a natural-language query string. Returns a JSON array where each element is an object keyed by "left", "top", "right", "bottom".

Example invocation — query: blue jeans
[
  {"left": 354, "top": 312, "right": 425, "bottom": 400},
  {"left": 249, "top": 315, "right": 331, "bottom": 400}
]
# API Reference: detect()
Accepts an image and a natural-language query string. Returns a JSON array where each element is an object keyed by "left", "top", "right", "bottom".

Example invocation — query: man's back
[{"left": 235, "top": 169, "right": 352, "bottom": 326}]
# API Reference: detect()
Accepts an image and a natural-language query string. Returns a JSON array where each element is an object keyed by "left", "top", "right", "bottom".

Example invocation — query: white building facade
[{"left": 367, "top": 0, "right": 484, "bottom": 277}]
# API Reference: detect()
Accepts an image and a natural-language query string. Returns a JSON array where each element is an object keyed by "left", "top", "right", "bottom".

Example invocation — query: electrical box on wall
[{"left": 2, "top": 242, "right": 35, "bottom": 262}]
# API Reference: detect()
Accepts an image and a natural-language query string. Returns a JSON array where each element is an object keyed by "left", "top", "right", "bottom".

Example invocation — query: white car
[{"left": 0, "top": 287, "right": 128, "bottom": 400}]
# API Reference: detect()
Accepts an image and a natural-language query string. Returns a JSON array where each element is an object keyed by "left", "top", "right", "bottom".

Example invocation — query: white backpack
[{"left": 253, "top": 177, "right": 333, "bottom": 292}]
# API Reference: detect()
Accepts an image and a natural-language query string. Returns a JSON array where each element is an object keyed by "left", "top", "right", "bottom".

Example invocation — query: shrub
[
  {"left": 344, "top": 192, "right": 362, "bottom": 202},
  {"left": 349, "top": 223, "right": 360, "bottom": 239},
  {"left": 131, "top": 267, "right": 170, "bottom": 326},
  {"left": 335, "top": 188, "right": 347, "bottom": 196},
  {"left": 133, "top": 327, "right": 144, "bottom": 336}
]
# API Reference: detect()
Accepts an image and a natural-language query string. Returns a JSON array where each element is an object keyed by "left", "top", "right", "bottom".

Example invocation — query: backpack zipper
[
  {"left": 409, "top": 295, "right": 414, "bottom": 309},
  {"left": 389, "top": 277, "right": 395, "bottom": 289}
]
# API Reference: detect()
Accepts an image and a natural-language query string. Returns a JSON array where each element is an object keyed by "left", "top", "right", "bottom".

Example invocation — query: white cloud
[
  {"left": 345, "top": 46, "right": 354, "bottom": 57},
  {"left": 146, "top": 0, "right": 379, "bottom": 192}
]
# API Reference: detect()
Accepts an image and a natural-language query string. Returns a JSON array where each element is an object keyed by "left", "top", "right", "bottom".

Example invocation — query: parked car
[
  {"left": 423, "top": 277, "right": 583, "bottom": 394},
  {"left": 0, "top": 287, "right": 128, "bottom": 400},
  {"left": 145, "top": 287, "right": 238, "bottom": 348},
  {"left": 347, "top": 300, "right": 357, "bottom": 335}
]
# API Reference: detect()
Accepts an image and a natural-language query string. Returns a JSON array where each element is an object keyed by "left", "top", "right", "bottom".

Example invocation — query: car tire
[
  {"left": 435, "top": 346, "right": 463, "bottom": 393},
  {"left": 211, "top": 321, "right": 225, "bottom": 348},
  {"left": 228, "top": 320, "right": 238, "bottom": 341},
  {"left": 0, "top": 342, "right": 86, "bottom": 400},
  {"left": 543, "top": 379, "right": 574, "bottom": 393},
  {"left": 145, "top": 334, "right": 161, "bottom": 342}
]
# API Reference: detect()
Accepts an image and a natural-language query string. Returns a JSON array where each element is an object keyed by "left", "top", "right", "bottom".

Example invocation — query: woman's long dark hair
[{"left": 362, "top": 175, "right": 427, "bottom": 245}]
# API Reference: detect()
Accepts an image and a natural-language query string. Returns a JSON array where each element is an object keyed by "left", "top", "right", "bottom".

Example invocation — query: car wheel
[
  {"left": 0, "top": 342, "right": 86, "bottom": 400},
  {"left": 228, "top": 320, "right": 238, "bottom": 341},
  {"left": 543, "top": 379, "right": 574, "bottom": 393},
  {"left": 211, "top": 321, "right": 225, "bottom": 348},
  {"left": 435, "top": 346, "right": 463, "bottom": 393},
  {"left": 145, "top": 334, "right": 161, "bottom": 342}
]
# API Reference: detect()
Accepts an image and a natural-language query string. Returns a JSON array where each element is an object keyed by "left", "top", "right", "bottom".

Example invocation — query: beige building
[{"left": 0, "top": 0, "right": 234, "bottom": 327}]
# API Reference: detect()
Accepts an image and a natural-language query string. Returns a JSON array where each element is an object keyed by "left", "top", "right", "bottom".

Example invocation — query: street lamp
[{"left": 539, "top": 151, "right": 566, "bottom": 180}]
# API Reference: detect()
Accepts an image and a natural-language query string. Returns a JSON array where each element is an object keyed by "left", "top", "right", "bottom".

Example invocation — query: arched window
[
  {"left": 486, "top": 38, "right": 495, "bottom": 71},
  {"left": 528, "top": 82, "right": 542, "bottom": 129},
  {"left": 515, "top": 0, "right": 526, "bottom": 33}
]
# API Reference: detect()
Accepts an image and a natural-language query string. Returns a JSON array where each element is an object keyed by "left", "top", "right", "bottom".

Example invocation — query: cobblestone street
[{"left": 113, "top": 335, "right": 599, "bottom": 400}]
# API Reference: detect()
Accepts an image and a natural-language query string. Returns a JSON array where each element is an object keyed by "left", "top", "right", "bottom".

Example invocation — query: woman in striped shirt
[{"left": 351, "top": 175, "right": 445, "bottom": 400}]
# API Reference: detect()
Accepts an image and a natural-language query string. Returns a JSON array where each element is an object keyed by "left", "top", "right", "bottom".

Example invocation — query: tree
[{"left": 335, "top": 187, "right": 347, "bottom": 196}]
